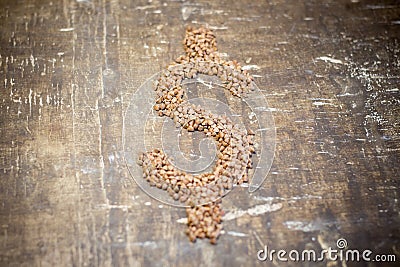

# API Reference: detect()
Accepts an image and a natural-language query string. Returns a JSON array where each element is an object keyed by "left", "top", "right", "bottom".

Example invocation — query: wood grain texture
[{"left": 0, "top": 0, "right": 399, "bottom": 266}]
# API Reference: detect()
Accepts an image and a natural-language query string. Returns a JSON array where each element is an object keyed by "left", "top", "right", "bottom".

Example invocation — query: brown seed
[{"left": 162, "top": 183, "right": 168, "bottom": 190}]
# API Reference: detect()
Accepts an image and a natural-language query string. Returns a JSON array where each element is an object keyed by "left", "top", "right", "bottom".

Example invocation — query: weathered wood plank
[{"left": 0, "top": 0, "right": 399, "bottom": 266}]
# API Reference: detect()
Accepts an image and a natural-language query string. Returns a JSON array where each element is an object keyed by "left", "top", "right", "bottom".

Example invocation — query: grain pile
[{"left": 138, "top": 26, "right": 255, "bottom": 244}]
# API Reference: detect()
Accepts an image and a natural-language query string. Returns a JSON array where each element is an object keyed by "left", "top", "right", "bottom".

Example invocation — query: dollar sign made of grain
[{"left": 138, "top": 26, "right": 255, "bottom": 244}]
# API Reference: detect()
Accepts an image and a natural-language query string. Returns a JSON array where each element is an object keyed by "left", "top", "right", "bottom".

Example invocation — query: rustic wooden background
[{"left": 0, "top": 0, "right": 399, "bottom": 266}]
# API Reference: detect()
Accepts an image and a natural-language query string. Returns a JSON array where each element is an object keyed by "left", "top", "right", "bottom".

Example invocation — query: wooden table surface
[{"left": 0, "top": 0, "right": 399, "bottom": 266}]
